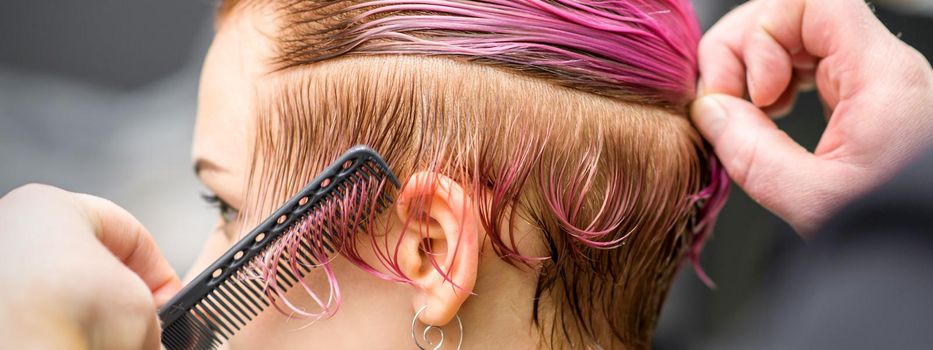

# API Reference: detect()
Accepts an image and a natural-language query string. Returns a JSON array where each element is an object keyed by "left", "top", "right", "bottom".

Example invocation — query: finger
[
  {"left": 691, "top": 94, "right": 827, "bottom": 231},
  {"left": 761, "top": 81, "right": 798, "bottom": 118},
  {"left": 761, "top": 0, "right": 890, "bottom": 57},
  {"left": 697, "top": 0, "right": 762, "bottom": 97},
  {"left": 744, "top": 27, "right": 793, "bottom": 107},
  {"left": 757, "top": 0, "right": 894, "bottom": 110},
  {"left": 761, "top": 70, "right": 807, "bottom": 118},
  {"left": 73, "top": 193, "right": 181, "bottom": 306},
  {"left": 90, "top": 269, "right": 163, "bottom": 350}
]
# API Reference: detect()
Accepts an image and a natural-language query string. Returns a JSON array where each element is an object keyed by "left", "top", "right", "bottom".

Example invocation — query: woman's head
[{"left": 192, "top": 0, "right": 726, "bottom": 348}]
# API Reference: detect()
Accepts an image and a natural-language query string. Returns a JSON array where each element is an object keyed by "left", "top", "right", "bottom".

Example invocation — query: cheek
[
  {"left": 229, "top": 256, "right": 405, "bottom": 348},
  {"left": 209, "top": 220, "right": 237, "bottom": 259}
]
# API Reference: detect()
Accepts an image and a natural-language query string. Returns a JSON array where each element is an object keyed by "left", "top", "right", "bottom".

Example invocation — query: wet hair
[{"left": 221, "top": 0, "right": 727, "bottom": 348}]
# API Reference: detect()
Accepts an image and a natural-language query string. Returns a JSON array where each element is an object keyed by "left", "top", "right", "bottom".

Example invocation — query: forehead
[{"left": 192, "top": 7, "right": 277, "bottom": 178}]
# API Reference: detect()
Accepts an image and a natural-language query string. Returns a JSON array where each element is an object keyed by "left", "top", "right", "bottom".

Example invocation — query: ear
[{"left": 395, "top": 171, "right": 478, "bottom": 326}]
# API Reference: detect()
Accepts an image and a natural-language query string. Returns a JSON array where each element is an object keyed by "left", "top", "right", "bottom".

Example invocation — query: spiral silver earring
[{"left": 410, "top": 305, "right": 463, "bottom": 350}]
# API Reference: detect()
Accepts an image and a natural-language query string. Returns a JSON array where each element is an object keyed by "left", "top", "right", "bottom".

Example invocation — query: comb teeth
[{"left": 160, "top": 146, "right": 399, "bottom": 350}]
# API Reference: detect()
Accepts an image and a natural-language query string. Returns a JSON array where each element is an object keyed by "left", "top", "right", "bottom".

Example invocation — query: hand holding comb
[{"left": 158, "top": 145, "right": 400, "bottom": 350}]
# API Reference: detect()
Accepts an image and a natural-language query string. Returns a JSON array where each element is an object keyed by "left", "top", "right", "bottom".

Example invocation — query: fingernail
[{"left": 691, "top": 95, "right": 728, "bottom": 140}]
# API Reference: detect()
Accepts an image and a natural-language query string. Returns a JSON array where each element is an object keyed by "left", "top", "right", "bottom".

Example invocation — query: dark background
[{"left": 1, "top": 1, "right": 930, "bottom": 348}]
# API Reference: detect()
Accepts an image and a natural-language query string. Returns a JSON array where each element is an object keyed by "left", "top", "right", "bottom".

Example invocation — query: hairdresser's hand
[
  {"left": 692, "top": 0, "right": 933, "bottom": 234},
  {"left": 0, "top": 184, "right": 180, "bottom": 349}
]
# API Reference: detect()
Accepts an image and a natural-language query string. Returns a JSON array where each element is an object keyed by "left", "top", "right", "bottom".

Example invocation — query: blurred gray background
[{"left": 1, "top": 1, "right": 931, "bottom": 348}]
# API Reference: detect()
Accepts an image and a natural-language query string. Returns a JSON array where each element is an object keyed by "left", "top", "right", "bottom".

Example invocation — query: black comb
[{"left": 159, "top": 145, "right": 399, "bottom": 350}]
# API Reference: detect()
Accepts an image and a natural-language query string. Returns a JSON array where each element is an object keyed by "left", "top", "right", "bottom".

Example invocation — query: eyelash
[{"left": 201, "top": 192, "right": 239, "bottom": 224}]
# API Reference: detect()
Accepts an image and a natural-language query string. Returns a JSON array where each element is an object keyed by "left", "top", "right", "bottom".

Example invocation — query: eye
[{"left": 201, "top": 192, "right": 240, "bottom": 224}]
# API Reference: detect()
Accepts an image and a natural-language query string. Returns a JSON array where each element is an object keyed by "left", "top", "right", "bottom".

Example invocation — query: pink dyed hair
[
  {"left": 223, "top": 0, "right": 729, "bottom": 347},
  {"left": 275, "top": 0, "right": 701, "bottom": 108}
]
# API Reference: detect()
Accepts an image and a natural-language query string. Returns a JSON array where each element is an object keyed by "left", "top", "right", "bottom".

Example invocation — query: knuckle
[
  {"left": 697, "top": 32, "right": 723, "bottom": 55},
  {"left": 0, "top": 183, "right": 62, "bottom": 205},
  {"left": 110, "top": 270, "right": 154, "bottom": 313},
  {"left": 6, "top": 183, "right": 56, "bottom": 196},
  {"left": 88, "top": 270, "right": 155, "bottom": 324},
  {"left": 126, "top": 292, "right": 156, "bottom": 318},
  {"left": 123, "top": 280, "right": 159, "bottom": 345},
  {"left": 87, "top": 279, "right": 156, "bottom": 349},
  {"left": 902, "top": 47, "right": 933, "bottom": 87}
]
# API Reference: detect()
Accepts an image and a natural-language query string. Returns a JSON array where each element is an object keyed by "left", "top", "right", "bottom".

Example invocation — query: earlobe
[{"left": 395, "top": 171, "right": 479, "bottom": 326}]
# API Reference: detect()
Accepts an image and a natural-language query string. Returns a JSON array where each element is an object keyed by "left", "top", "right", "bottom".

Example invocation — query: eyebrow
[{"left": 194, "top": 158, "right": 227, "bottom": 177}]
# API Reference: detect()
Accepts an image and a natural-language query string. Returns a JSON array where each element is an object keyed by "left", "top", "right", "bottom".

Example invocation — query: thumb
[
  {"left": 691, "top": 93, "right": 828, "bottom": 232},
  {"left": 73, "top": 193, "right": 182, "bottom": 306}
]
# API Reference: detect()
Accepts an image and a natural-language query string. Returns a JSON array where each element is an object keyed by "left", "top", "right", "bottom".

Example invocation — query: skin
[
  {"left": 2, "top": 0, "right": 932, "bottom": 348},
  {"left": 0, "top": 184, "right": 180, "bottom": 349},
  {"left": 189, "top": 8, "right": 540, "bottom": 349},
  {"left": 691, "top": 0, "right": 933, "bottom": 234}
]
